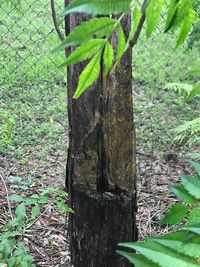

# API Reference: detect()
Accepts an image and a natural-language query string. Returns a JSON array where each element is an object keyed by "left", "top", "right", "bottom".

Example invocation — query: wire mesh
[
  {"left": 0, "top": 0, "right": 66, "bottom": 86},
  {"left": 133, "top": 0, "right": 198, "bottom": 88},
  {"left": 0, "top": 1, "right": 198, "bottom": 87}
]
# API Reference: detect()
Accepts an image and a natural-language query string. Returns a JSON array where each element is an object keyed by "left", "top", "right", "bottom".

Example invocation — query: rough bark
[{"left": 66, "top": 13, "right": 137, "bottom": 267}]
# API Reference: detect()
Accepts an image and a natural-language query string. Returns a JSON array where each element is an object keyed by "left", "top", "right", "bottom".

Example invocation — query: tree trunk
[{"left": 66, "top": 13, "right": 137, "bottom": 267}]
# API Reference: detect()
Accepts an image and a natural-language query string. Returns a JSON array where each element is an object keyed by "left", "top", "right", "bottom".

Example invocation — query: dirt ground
[{"left": 1, "top": 144, "right": 197, "bottom": 266}]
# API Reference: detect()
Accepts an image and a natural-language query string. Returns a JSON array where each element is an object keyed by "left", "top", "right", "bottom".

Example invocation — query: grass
[
  {"left": 0, "top": 4, "right": 199, "bottom": 265},
  {"left": 0, "top": 1, "right": 199, "bottom": 164},
  {"left": 0, "top": 0, "right": 68, "bottom": 164},
  {"left": 133, "top": 29, "right": 200, "bottom": 156}
]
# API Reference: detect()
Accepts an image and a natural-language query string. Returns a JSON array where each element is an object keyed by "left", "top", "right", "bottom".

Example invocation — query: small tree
[{"left": 56, "top": 0, "right": 197, "bottom": 266}]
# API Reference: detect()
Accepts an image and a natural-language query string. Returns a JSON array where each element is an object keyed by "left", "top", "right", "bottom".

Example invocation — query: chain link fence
[
  {"left": 0, "top": 0, "right": 66, "bottom": 86},
  {"left": 133, "top": 0, "right": 199, "bottom": 88},
  {"left": 0, "top": 1, "right": 198, "bottom": 87}
]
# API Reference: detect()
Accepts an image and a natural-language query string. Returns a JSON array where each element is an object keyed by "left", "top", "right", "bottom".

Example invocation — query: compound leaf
[
  {"left": 119, "top": 241, "right": 200, "bottom": 267},
  {"left": 55, "top": 17, "right": 116, "bottom": 51},
  {"left": 153, "top": 231, "right": 200, "bottom": 258},
  {"left": 117, "top": 250, "right": 160, "bottom": 267}
]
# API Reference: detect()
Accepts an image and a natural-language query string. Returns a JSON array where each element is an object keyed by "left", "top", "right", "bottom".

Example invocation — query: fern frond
[
  {"left": 173, "top": 117, "right": 200, "bottom": 145},
  {"left": 165, "top": 81, "right": 200, "bottom": 99},
  {"left": 165, "top": 82, "right": 193, "bottom": 97}
]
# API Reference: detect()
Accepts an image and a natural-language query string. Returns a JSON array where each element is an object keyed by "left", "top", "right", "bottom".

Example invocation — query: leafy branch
[{"left": 55, "top": 0, "right": 196, "bottom": 98}]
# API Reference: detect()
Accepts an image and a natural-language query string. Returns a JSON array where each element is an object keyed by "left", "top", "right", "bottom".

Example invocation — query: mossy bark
[{"left": 66, "top": 13, "right": 137, "bottom": 267}]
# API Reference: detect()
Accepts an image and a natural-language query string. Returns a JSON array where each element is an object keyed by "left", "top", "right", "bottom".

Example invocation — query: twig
[
  {"left": 136, "top": 151, "right": 157, "bottom": 159},
  {"left": 130, "top": 0, "right": 149, "bottom": 48},
  {"left": 50, "top": 0, "right": 64, "bottom": 41},
  {"left": 23, "top": 235, "right": 46, "bottom": 249},
  {"left": 0, "top": 170, "right": 14, "bottom": 220}
]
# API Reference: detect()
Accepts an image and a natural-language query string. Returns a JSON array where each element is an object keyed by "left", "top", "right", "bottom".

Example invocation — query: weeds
[
  {"left": 0, "top": 175, "right": 72, "bottom": 266},
  {"left": 118, "top": 162, "right": 200, "bottom": 267}
]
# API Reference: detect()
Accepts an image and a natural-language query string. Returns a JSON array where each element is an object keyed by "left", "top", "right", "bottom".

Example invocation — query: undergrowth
[
  {"left": 118, "top": 161, "right": 200, "bottom": 267},
  {"left": 0, "top": 0, "right": 67, "bottom": 164},
  {"left": 0, "top": 176, "right": 72, "bottom": 266},
  {"left": 0, "top": 1, "right": 199, "bottom": 266},
  {"left": 133, "top": 31, "right": 199, "bottom": 156}
]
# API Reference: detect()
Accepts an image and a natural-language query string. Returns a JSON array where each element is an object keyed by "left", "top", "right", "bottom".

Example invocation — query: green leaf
[
  {"left": 54, "top": 17, "right": 116, "bottom": 51},
  {"left": 165, "top": 0, "right": 180, "bottom": 32},
  {"left": 20, "top": 260, "right": 29, "bottom": 267},
  {"left": 116, "top": 23, "right": 126, "bottom": 64},
  {"left": 62, "top": 0, "right": 132, "bottom": 16},
  {"left": 38, "top": 196, "right": 48, "bottom": 204},
  {"left": 189, "top": 81, "right": 200, "bottom": 99},
  {"left": 187, "top": 207, "right": 200, "bottom": 225},
  {"left": 15, "top": 242, "right": 29, "bottom": 252},
  {"left": 31, "top": 205, "right": 40, "bottom": 219},
  {"left": 132, "top": 6, "right": 142, "bottom": 35},
  {"left": 25, "top": 197, "right": 37, "bottom": 205},
  {"left": 14, "top": 255, "right": 23, "bottom": 264},
  {"left": 124, "top": 6, "right": 141, "bottom": 52},
  {"left": 153, "top": 231, "right": 200, "bottom": 258},
  {"left": 181, "top": 175, "right": 200, "bottom": 199},
  {"left": 190, "top": 161, "right": 200, "bottom": 176},
  {"left": 165, "top": 0, "right": 195, "bottom": 37},
  {"left": 66, "top": 206, "right": 74, "bottom": 213},
  {"left": 119, "top": 241, "right": 200, "bottom": 267},
  {"left": 174, "top": 0, "right": 193, "bottom": 28},
  {"left": 146, "top": 0, "right": 163, "bottom": 38},
  {"left": 73, "top": 53, "right": 101, "bottom": 99},
  {"left": 57, "top": 189, "right": 68, "bottom": 197},
  {"left": 7, "top": 257, "right": 16, "bottom": 267},
  {"left": 2, "top": 219, "right": 19, "bottom": 230},
  {"left": 176, "top": 8, "right": 195, "bottom": 47},
  {"left": 0, "top": 239, "right": 15, "bottom": 260},
  {"left": 160, "top": 203, "right": 188, "bottom": 225},
  {"left": 40, "top": 187, "right": 56, "bottom": 194},
  {"left": 60, "top": 39, "right": 104, "bottom": 67},
  {"left": 103, "top": 41, "right": 114, "bottom": 73},
  {"left": 20, "top": 179, "right": 32, "bottom": 186},
  {"left": 15, "top": 203, "right": 26, "bottom": 220},
  {"left": 172, "top": 185, "right": 197, "bottom": 203},
  {"left": 117, "top": 250, "right": 160, "bottom": 266},
  {"left": 8, "top": 175, "right": 22, "bottom": 183},
  {"left": 29, "top": 194, "right": 39, "bottom": 199},
  {"left": 2, "top": 230, "right": 21, "bottom": 239},
  {"left": 9, "top": 194, "right": 25, "bottom": 202},
  {"left": 178, "top": 225, "right": 200, "bottom": 234}
]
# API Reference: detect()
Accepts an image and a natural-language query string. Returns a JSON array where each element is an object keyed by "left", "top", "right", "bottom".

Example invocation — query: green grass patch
[{"left": 0, "top": 0, "right": 67, "bottom": 161}]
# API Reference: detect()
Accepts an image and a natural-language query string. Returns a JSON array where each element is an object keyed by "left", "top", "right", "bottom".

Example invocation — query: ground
[
  {"left": 0, "top": 1, "right": 200, "bottom": 266},
  {"left": 0, "top": 80, "right": 199, "bottom": 265}
]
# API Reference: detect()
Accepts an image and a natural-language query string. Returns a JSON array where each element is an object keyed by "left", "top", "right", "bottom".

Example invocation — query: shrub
[{"left": 118, "top": 161, "right": 200, "bottom": 267}]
